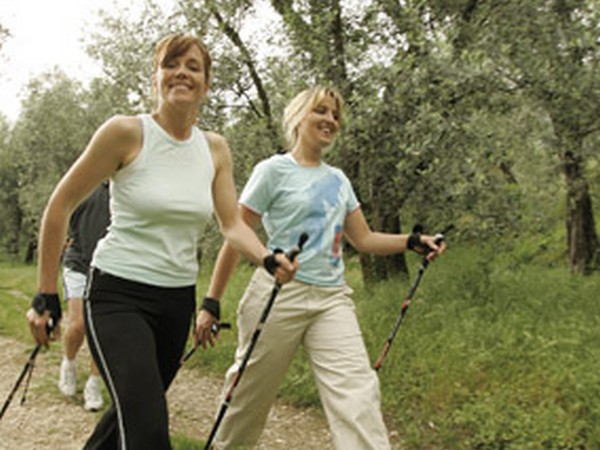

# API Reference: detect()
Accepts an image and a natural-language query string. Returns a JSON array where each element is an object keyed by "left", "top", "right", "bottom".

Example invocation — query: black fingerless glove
[
  {"left": 31, "top": 293, "right": 62, "bottom": 330},
  {"left": 407, "top": 232, "right": 429, "bottom": 255},
  {"left": 263, "top": 248, "right": 283, "bottom": 276},
  {"left": 201, "top": 296, "right": 220, "bottom": 321}
]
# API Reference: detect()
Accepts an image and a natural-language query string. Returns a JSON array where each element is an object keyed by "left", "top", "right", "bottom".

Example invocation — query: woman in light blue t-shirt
[{"left": 196, "top": 86, "right": 446, "bottom": 450}]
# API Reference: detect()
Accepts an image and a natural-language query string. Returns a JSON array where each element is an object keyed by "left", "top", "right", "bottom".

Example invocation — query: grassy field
[{"left": 1, "top": 246, "right": 599, "bottom": 449}]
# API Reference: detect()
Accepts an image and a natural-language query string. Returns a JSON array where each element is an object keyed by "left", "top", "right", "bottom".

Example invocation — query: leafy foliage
[
  {"left": 0, "top": 115, "right": 21, "bottom": 256},
  {"left": 8, "top": 71, "right": 97, "bottom": 258},
  {"left": 0, "top": 0, "right": 599, "bottom": 269}
]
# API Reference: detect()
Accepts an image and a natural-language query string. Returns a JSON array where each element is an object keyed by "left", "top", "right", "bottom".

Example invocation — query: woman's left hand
[
  {"left": 194, "top": 309, "right": 219, "bottom": 350},
  {"left": 419, "top": 234, "right": 447, "bottom": 261}
]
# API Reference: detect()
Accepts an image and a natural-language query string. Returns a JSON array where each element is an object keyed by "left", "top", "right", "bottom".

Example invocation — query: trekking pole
[
  {"left": 19, "top": 345, "right": 39, "bottom": 406},
  {"left": 0, "top": 345, "right": 40, "bottom": 420},
  {"left": 373, "top": 226, "right": 450, "bottom": 371},
  {"left": 0, "top": 318, "right": 56, "bottom": 420},
  {"left": 203, "top": 232, "right": 309, "bottom": 450}
]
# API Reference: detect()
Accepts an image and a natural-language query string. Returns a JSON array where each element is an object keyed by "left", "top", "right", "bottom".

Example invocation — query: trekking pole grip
[
  {"left": 420, "top": 225, "right": 452, "bottom": 269},
  {"left": 286, "top": 232, "right": 309, "bottom": 262}
]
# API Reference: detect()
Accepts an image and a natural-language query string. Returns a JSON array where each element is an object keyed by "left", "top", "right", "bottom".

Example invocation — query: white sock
[{"left": 63, "top": 357, "right": 76, "bottom": 368}]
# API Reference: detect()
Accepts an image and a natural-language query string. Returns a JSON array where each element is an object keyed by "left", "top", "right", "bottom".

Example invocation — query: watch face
[{"left": 32, "top": 294, "right": 47, "bottom": 314}]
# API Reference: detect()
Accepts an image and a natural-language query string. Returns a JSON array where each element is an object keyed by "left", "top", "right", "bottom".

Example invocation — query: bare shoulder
[
  {"left": 205, "top": 131, "right": 230, "bottom": 153},
  {"left": 204, "top": 131, "right": 232, "bottom": 169},
  {"left": 99, "top": 115, "right": 142, "bottom": 142},
  {"left": 92, "top": 115, "right": 143, "bottom": 167}
]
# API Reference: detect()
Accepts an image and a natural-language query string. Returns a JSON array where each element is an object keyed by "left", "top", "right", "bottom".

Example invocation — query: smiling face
[
  {"left": 283, "top": 87, "right": 344, "bottom": 153},
  {"left": 296, "top": 94, "right": 341, "bottom": 150},
  {"left": 152, "top": 34, "right": 211, "bottom": 110}
]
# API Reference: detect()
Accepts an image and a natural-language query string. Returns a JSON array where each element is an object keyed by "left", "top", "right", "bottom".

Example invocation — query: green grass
[
  {"left": 2, "top": 246, "right": 600, "bottom": 449},
  {"left": 171, "top": 434, "right": 204, "bottom": 449},
  {"left": 0, "top": 262, "right": 38, "bottom": 341},
  {"left": 357, "top": 247, "right": 600, "bottom": 449}
]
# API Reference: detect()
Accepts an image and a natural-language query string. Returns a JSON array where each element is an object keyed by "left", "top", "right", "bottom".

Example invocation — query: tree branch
[{"left": 209, "top": 6, "right": 278, "bottom": 145}]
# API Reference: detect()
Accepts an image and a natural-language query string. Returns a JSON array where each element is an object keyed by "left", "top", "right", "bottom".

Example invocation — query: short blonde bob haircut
[{"left": 282, "top": 86, "right": 344, "bottom": 149}]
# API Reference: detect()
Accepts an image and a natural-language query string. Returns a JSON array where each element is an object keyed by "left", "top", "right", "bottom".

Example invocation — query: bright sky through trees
[{"left": 0, "top": 0, "right": 165, "bottom": 122}]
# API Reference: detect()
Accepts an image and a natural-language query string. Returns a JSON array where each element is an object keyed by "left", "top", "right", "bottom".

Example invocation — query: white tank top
[{"left": 92, "top": 114, "right": 214, "bottom": 287}]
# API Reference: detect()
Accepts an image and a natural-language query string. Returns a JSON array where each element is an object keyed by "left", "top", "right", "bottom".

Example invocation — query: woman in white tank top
[{"left": 26, "top": 33, "right": 297, "bottom": 450}]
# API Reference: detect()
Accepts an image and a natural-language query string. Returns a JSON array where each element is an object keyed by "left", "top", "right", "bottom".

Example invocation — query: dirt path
[{"left": 0, "top": 336, "right": 402, "bottom": 449}]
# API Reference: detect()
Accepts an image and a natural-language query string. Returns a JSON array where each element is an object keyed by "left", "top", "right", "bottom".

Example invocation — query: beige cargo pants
[{"left": 213, "top": 269, "right": 392, "bottom": 450}]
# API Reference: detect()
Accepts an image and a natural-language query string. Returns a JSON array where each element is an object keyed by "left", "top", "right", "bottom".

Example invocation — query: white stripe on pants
[{"left": 214, "top": 269, "right": 391, "bottom": 450}]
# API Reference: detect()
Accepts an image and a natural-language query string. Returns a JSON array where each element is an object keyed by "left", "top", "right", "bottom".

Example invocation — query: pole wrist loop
[
  {"left": 201, "top": 296, "right": 220, "bottom": 321},
  {"left": 31, "top": 292, "right": 62, "bottom": 323},
  {"left": 407, "top": 233, "right": 422, "bottom": 252},
  {"left": 263, "top": 248, "right": 283, "bottom": 276}
]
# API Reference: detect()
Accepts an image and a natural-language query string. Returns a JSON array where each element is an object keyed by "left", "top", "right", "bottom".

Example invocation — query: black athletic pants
[{"left": 83, "top": 268, "right": 195, "bottom": 450}]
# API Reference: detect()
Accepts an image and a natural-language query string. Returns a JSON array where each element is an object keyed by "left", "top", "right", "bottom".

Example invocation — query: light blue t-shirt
[{"left": 240, "top": 153, "right": 359, "bottom": 286}]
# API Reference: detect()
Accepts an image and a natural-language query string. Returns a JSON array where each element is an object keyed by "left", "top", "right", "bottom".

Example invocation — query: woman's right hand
[
  {"left": 272, "top": 252, "right": 299, "bottom": 284},
  {"left": 26, "top": 309, "right": 60, "bottom": 346}
]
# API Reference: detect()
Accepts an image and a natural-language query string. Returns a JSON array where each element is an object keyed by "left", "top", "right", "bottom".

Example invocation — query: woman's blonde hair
[{"left": 282, "top": 86, "right": 344, "bottom": 149}]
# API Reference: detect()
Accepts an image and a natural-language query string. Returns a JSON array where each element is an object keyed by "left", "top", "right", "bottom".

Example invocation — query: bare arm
[
  {"left": 194, "top": 134, "right": 296, "bottom": 349},
  {"left": 207, "top": 132, "right": 271, "bottom": 266},
  {"left": 28, "top": 115, "right": 141, "bottom": 345},
  {"left": 206, "top": 205, "right": 262, "bottom": 300},
  {"left": 344, "top": 207, "right": 446, "bottom": 259},
  {"left": 194, "top": 206, "right": 260, "bottom": 350}
]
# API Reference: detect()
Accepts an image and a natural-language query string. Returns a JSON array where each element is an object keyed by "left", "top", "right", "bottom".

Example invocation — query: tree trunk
[
  {"left": 5, "top": 203, "right": 22, "bottom": 257},
  {"left": 24, "top": 239, "right": 36, "bottom": 264},
  {"left": 383, "top": 213, "right": 409, "bottom": 278},
  {"left": 358, "top": 197, "right": 409, "bottom": 285},
  {"left": 562, "top": 150, "right": 599, "bottom": 274},
  {"left": 359, "top": 253, "right": 377, "bottom": 285}
]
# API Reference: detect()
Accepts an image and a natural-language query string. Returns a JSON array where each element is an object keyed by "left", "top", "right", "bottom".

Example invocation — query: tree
[
  {"left": 10, "top": 71, "right": 95, "bottom": 262},
  {"left": 441, "top": 0, "right": 600, "bottom": 273},
  {"left": 84, "top": 1, "right": 174, "bottom": 115},
  {"left": 0, "top": 113, "right": 22, "bottom": 257},
  {"left": 178, "top": 0, "right": 293, "bottom": 154}
]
